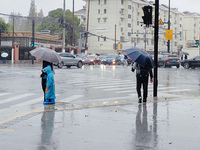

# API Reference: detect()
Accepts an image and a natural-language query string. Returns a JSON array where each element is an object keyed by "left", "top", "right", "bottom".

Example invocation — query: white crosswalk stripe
[
  {"left": 10, "top": 97, "right": 43, "bottom": 107},
  {"left": 0, "top": 93, "right": 12, "bottom": 97},
  {"left": 58, "top": 95, "right": 84, "bottom": 103},
  {"left": 0, "top": 93, "right": 35, "bottom": 105},
  {"left": 11, "top": 94, "right": 61, "bottom": 107}
]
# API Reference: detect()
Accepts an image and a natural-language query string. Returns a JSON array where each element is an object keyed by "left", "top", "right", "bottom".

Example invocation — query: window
[
  {"left": 104, "top": 37, "right": 106, "bottom": 41},
  {"left": 128, "top": 5, "right": 131, "bottom": 10},
  {"left": 104, "top": 0, "right": 107, "bottom": 4},
  {"left": 98, "top": 9, "right": 100, "bottom": 14},
  {"left": 120, "top": 36, "right": 124, "bottom": 42},
  {"left": 121, "top": 27, "right": 123, "bottom": 32},
  {"left": 121, "top": 0, "right": 124, "bottom": 4},
  {"left": 137, "top": 21, "right": 140, "bottom": 26},
  {"left": 128, "top": 23, "right": 131, "bottom": 28},
  {"left": 104, "top": 9, "right": 107, "bottom": 14},
  {"left": 98, "top": 36, "right": 100, "bottom": 41},
  {"left": 128, "top": 14, "right": 131, "bottom": 19},
  {"left": 128, "top": 32, "right": 131, "bottom": 36},
  {"left": 98, "top": 0, "right": 100, "bottom": 5},
  {"left": 103, "top": 18, "right": 107, "bottom": 23},
  {"left": 98, "top": 18, "right": 100, "bottom": 23}
]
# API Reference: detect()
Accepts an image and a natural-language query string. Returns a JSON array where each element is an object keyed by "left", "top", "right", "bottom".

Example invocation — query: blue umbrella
[{"left": 126, "top": 47, "right": 155, "bottom": 68}]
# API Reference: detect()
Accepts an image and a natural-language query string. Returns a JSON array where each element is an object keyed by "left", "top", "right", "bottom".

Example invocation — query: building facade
[{"left": 83, "top": 0, "right": 200, "bottom": 56}]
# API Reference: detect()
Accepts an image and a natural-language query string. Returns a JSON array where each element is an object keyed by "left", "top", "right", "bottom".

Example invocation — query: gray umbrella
[{"left": 30, "top": 47, "right": 62, "bottom": 63}]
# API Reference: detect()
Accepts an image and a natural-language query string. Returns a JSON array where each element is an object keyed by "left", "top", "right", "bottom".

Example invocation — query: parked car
[
  {"left": 83, "top": 55, "right": 100, "bottom": 65},
  {"left": 157, "top": 54, "right": 169, "bottom": 67},
  {"left": 54, "top": 52, "right": 83, "bottom": 68},
  {"left": 98, "top": 55, "right": 107, "bottom": 64},
  {"left": 75, "top": 53, "right": 86, "bottom": 59},
  {"left": 101, "top": 54, "right": 121, "bottom": 65},
  {"left": 151, "top": 54, "right": 169, "bottom": 67},
  {"left": 181, "top": 55, "right": 200, "bottom": 69},
  {"left": 162, "top": 54, "right": 180, "bottom": 68}
]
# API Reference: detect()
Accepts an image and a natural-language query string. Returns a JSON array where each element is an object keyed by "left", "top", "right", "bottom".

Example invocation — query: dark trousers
[
  {"left": 42, "top": 78, "right": 47, "bottom": 102},
  {"left": 136, "top": 75, "right": 149, "bottom": 100}
]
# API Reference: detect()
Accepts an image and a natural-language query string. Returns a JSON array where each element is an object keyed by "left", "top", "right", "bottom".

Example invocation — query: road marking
[
  {"left": 0, "top": 129, "right": 15, "bottom": 132},
  {"left": 74, "top": 80, "right": 132, "bottom": 86},
  {"left": 166, "top": 89, "right": 192, "bottom": 92},
  {"left": 94, "top": 84, "right": 135, "bottom": 89},
  {"left": 104, "top": 87, "right": 135, "bottom": 91},
  {"left": 0, "top": 93, "right": 35, "bottom": 105},
  {"left": 59, "top": 95, "right": 84, "bottom": 103},
  {"left": 11, "top": 94, "right": 60, "bottom": 107},
  {"left": 78, "top": 95, "right": 137, "bottom": 102},
  {"left": 114, "top": 86, "right": 175, "bottom": 93},
  {"left": 10, "top": 97, "right": 43, "bottom": 107},
  {"left": 0, "top": 93, "right": 12, "bottom": 97}
]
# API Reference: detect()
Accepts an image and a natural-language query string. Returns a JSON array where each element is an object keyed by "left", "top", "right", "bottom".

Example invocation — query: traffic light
[
  {"left": 195, "top": 40, "right": 199, "bottom": 46},
  {"left": 142, "top": 5, "right": 153, "bottom": 27},
  {"left": 31, "top": 41, "right": 34, "bottom": 47}
]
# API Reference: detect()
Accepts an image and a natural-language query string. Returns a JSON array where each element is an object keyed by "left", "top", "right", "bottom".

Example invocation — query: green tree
[
  {"left": 25, "top": 0, "right": 38, "bottom": 31},
  {"left": 36, "top": 8, "right": 82, "bottom": 46},
  {"left": 8, "top": 12, "right": 27, "bottom": 31},
  {"left": 0, "top": 18, "right": 12, "bottom": 33}
]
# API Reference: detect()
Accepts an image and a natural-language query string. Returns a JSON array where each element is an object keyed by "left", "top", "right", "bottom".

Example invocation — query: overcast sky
[
  {"left": 0, "top": 0, "right": 86, "bottom": 17},
  {"left": 0, "top": 0, "right": 200, "bottom": 20},
  {"left": 159, "top": 0, "right": 200, "bottom": 13}
]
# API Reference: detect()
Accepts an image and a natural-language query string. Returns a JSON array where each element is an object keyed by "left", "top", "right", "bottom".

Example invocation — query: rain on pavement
[{"left": 0, "top": 64, "right": 200, "bottom": 150}]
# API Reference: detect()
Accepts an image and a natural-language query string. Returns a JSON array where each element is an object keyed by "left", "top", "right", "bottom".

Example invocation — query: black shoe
[
  {"left": 138, "top": 97, "right": 142, "bottom": 103},
  {"left": 143, "top": 99, "right": 147, "bottom": 103}
]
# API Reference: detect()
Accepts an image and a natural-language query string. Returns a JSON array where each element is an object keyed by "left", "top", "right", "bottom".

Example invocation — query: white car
[{"left": 54, "top": 52, "right": 83, "bottom": 68}]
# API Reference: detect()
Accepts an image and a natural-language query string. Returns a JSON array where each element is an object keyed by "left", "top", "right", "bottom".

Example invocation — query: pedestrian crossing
[{"left": 0, "top": 75, "right": 193, "bottom": 110}]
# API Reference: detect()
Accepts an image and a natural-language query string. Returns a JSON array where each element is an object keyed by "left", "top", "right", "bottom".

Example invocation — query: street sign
[
  {"left": 165, "top": 30, "right": 173, "bottom": 40},
  {"left": 158, "top": 19, "right": 164, "bottom": 25}
]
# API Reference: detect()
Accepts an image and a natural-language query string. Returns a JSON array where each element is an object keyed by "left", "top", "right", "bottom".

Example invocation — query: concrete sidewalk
[{"left": 0, "top": 95, "right": 200, "bottom": 150}]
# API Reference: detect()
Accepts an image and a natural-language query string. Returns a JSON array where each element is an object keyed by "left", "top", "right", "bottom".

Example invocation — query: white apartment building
[{"left": 83, "top": 0, "right": 200, "bottom": 56}]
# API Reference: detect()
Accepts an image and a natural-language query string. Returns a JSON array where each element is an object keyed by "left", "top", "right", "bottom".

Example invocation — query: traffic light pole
[
  {"left": 153, "top": 0, "right": 159, "bottom": 97},
  {"left": 167, "top": 0, "right": 170, "bottom": 53},
  {"left": 31, "top": 19, "right": 35, "bottom": 64}
]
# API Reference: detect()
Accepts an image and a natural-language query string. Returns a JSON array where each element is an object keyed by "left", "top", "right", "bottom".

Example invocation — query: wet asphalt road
[{"left": 0, "top": 64, "right": 200, "bottom": 150}]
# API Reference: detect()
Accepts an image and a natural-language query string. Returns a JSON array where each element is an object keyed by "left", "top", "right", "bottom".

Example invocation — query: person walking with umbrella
[
  {"left": 126, "top": 48, "right": 154, "bottom": 103},
  {"left": 132, "top": 63, "right": 153, "bottom": 103}
]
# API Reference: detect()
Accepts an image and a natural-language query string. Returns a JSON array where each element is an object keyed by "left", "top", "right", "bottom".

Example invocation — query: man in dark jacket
[{"left": 132, "top": 63, "right": 153, "bottom": 103}]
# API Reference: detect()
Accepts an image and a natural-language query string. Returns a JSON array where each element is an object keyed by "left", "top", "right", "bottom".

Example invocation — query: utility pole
[
  {"left": 72, "top": 0, "right": 74, "bottom": 54},
  {"left": 153, "top": 0, "right": 159, "bottom": 97},
  {"left": 11, "top": 17, "right": 14, "bottom": 64},
  {"left": 115, "top": 24, "right": 116, "bottom": 50},
  {"left": 85, "top": 0, "right": 90, "bottom": 55},
  {"left": 167, "top": 0, "right": 170, "bottom": 53},
  {"left": 62, "top": 0, "right": 66, "bottom": 53}
]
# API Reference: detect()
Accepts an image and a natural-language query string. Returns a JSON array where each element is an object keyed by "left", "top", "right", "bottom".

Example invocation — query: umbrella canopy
[
  {"left": 30, "top": 47, "right": 62, "bottom": 63},
  {"left": 1, "top": 52, "right": 8, "bottom": 58},
  {"left": 126, "top": 47, "right": 155, "bottom": 68},
  {"left": 180, "top": 52, "right": 189, "bottom": 55}
]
